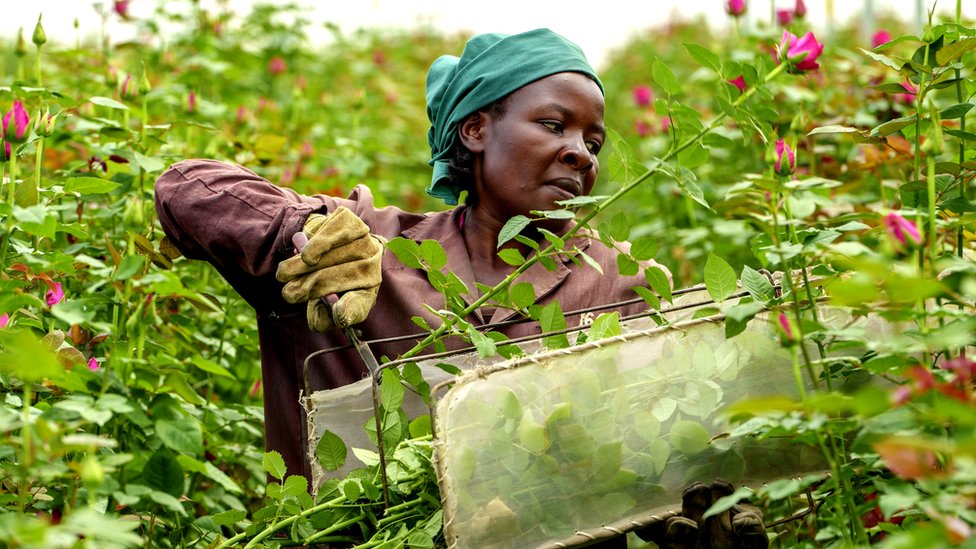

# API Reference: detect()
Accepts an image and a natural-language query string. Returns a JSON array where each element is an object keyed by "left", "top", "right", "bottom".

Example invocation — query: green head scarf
[{"left": 425, "top": 28, "right": 604, "bottom": 205}]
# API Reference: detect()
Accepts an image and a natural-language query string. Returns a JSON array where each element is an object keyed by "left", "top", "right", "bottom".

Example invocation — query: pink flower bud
[
  {"left": 894, "top": 81, "right": 917, "bottom": 105},
  {"left": 187, "top": 91, "right": 196, "bottom": 113},
  {"left": 872, "top": 30, "right": 892, "bottom": 48},
  {"left": 88, "top": 356, "right": 100, "bottom": 371},
  {"left": 777, "top": 9, "right": 793, "bottom": 26},
  {"left": 635, "top": 119, "right": 650, "bottom": 137},
  {"left": 777, "top": 31, "right": 825, "bottom": 73},
  {"left": 726, "top": 0, "right": 747, "bottom": 17},
  {"left": 268, "top": 56, "right": 287, "bottom": 76},
  {"left": 777, "top": 312, "right": 795, "bottom": 344},
  {"left": 46, "top": 282, "right": 64, "bottom": 307},
  {"left": 793, "top": 0, "right": 807, "bottom": 18},
  {"left": 0, "top": 313, "right": 9, "bottom": 329},
  {"left": 120, "top": 74, "right": 137, "bottom": 98},
  {"left": 883, "top": 212, "right": 921, "bottom": 248},
  {"left": 235, "top": 105, "right": 247, "bottom": 124},
  {"left": 774, "top": 139, "right": 795, "bottom": 175},
  {"left": 728, "top": 75, "right": 747, "bottom": 93},
  {"left": 114, "top": 0, "right": 130, "bottom": 19},
  {"left": 633, "top": 84, "right": 653, "bottom": 107},
  {"left": 250, "top": 379, "right": 262, "bottom": 398},
  {"left": 3, "top": 101, "right": 31, "bottom": 144}
]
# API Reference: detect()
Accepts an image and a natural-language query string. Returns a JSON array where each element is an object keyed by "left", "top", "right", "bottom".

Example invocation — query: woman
[{"left": 155, "top": 28, "right": 684, "bottom": 547}]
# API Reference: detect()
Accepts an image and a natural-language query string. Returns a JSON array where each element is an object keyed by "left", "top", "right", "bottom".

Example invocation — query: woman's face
[{"left": 464, "top": 72, "right": 605, "bottom": 230}]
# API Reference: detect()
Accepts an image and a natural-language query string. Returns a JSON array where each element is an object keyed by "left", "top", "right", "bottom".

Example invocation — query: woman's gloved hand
[
  {"left": 276, "top": 206, "right": 384, "bottom": 331},
  {"left": 635, "top": 479, "right": 768, "bottom": 549}
]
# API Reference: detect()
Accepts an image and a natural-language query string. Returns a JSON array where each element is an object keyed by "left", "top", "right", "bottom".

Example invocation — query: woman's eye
[
  {"left": 586, "top": 141, "right": 602, "bottom": 154},
  {"left": 541, "top": 121, "right": 562, "bottom": 133}
]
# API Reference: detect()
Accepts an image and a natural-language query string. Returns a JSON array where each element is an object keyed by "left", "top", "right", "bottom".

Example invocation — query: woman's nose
[{"left": 560, "top": 138, "right": 594, "bottom": 171}]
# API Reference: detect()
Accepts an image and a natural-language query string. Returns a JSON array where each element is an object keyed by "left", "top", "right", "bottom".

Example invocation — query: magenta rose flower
[
  {"left": 872, "top": 30, "right": 892, "bottom": 48},
  {"left": 726, "top": 0, "right": 747, "bottom": 17},
  {"left": 728, "top": 75, "right": 747, "bottom": 93},
  {"left": 777, "top": 312, "right": 795, "bottom": 345},
  {"left": 268, "top": 56, "right": 287, "bottom": 76},
  {"left": 46, "top": 282, "right": 65, "bottom": 307},
  {"left": 0, "top": 313, "right": 9, "bottom": 329},
  {"left": 777, "top": 31, "right": 825, "bottom": 73},
  {"left": 187, "top": 91, "right": 197, "bottom": 113},
  {"left": 114, "top": 0, "right": 130, "bottom": 19},
  {"left": 793, "top": 0, "right": 807, "bottom": 18},
  {"left": 777, "top": 9, "right": 793, "bottom": 26},
  {"left": 775, "top": 138, "right": 795, "bottom": 175},
  {"left": 883, "top": 212, "right": 921, "bottom": 248},
  {"left": 3, "top": 100, "right": 31, "bottom": 144},
  {"left": 633, "top": 84, "right": 653, "bottom": 107},
  {"left": 88, "top": 356, "right": 100, "bottom": 371}
]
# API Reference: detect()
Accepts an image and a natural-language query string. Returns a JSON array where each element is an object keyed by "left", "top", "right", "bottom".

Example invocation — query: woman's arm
[{"left": 154, "top": 159, "right": 330, "bottom": 313}]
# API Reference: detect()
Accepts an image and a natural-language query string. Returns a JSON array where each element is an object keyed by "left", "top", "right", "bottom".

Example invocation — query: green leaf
[
  {"left": 616, "top": 254, "right": 639, "bottom": 276},
  {"left": 535, "top": 301, "right": 569, "bottom": 349},
  {"left": 133, "top": 151, "right": 166, "bottom": 173},
  {"left": 50, "top": 300, "right": 97, "bottom": 326},
  {"left": 859, "top": 48, "right": 905, "bottom": 71},
  {"left": 385, "top": 237, "right": 422, "bottom": 269},
  {"left": 466, "top": 325, "right": 497, "bottom": 358},
  {"left": 315, "top": 431, "right": 347, "bottom": 472},
  {"left": 263, "top": 450, "right": 287, "bottom": 480},
  {"left": 702, "top": 486, "right": 755, "bottom": 519},
  {"left": 670, "top": 419, "right": 710, "bottom": 455},
  {"left": 632, "top": 285, "right": 661, "bottom": 310},
  {"left": 113, "top": 254, "right": 145, "bottom": 281},
  {"left": 589, "top": 312, "right": 621, "bottom": 340},
  {"left": 419, "top": 239, "right": 447, "bottom": 271},
  {"left": 497, "top": 215, "right": 531, "bottom": 247},
  {"left": 652, "top": 58, "right": 680, "bottom": 96},
  {"left": 90, "top": 96, "right": 129, "bottom": 110},
  {"left": 533, "top": 208, "right": 575, "bottom": 219},
  {"left": 189, "top": 356, "right": 235, "bottom": 378},
  {"left": 380, "top": 368, "right": 405, "bottom": 411},
  {"left": 935, "top": 37, "right": 976, "bottom": 66},
  {"left": 704, "top": 254, "right": 737, "bottom": 303},
  {"left": 0, "top": 329, "right": 63, "bottom": 382},
  {"left": 212, "top": 509, "right": 247, "bottom": 526},
  {"left": 517, "top": 412, "right": 549, "bottom": 454},
  {"left": 156, "top": 417, "right": 204, "bottom": 456},
  {"left": 740, "top": 265, "right": 775, "bottom": 303},
  {"left": 630, "top": 237, "right": 659, "bottom": 261},
  {"left": 63, "top": 176, "right": 121, "bottom": 195},
  {"left": 683, "top": 43, "right": 721, "bottom": 72},
  {"left": 577, "top": 250, "right": 603, "bottom": 275},
  {"left": 645, "top": 266, "right": 672, "bottom": 303},
  {"left": 807, "top": 125, "right": 862, "bottom": 136},
  {"left": 871, "top": 115, "right": 917, "bottom": 137},
  {"left": 282, "top": 475, "right": 308, "bottom": 497},
  {"left": 940, "top": 103, "right": 975, "bottom": 120},
  {"left": 13, "top": 204, "right": 57, "bottom": 238},
  {"left": 509, "top": 282, "right": 535, "bottom": 309},
  {"left": 497, "top": 248, "right": 525, "bottom": 266},
  {"left": 143, "top": 449, "right": 184, "bottom": 498}
]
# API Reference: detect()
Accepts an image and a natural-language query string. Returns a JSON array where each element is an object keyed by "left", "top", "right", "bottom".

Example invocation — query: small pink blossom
[
  {"left": 793, "top": 0, "right": 807, "bottom": 18},
  {"left": 268, "top": 56, "right": 287, "bottom": 76},
  {"left": 3, "top": 100, "right": 31, "bottom": 143},
  {"left": 661, "top": 116, "right": 671, "bottom": 132},
  {"left": 778, "top": 312, "right": 794, "bottom": 343},
  {"left": 872, "top": 30, "right": 892, "bottom": 48},
  {"left": 895, "top": 81, "right": 917, "bottom": 105},
  {"left": 633, "top": 84, "right": 653, "bottom": 107},
  {"left": 120, "top": 74, "right": 136, "bottom": 98},
  {"left": 0, "top": 313, "right": 9, "bottom": 329},
  {"left": 187, "top": 91, "right": 196, "bottom": 113},
  {"left": 250, "top": 379, "right": 262, "bottom": 398},
  {"left": 775, "top": 138, "right": 796, "bottom": 175},
  {"left": 778, "top": 31, "right": 825, "bottom": 73},
  {"left": 235, "top": 105, "right": 247, "bottom": 124},
  {"left": 726, "top": 0, "right": 746, "bottom": 17},
  {"left": 46, "top": 282, "right": 64, "bottom": 307},
  {"left": 635, "top": 119, "right": 651, "bottom": 137},
  {"left": 776, "top": 9, "right": 793, "bottom": 26},
  {"left": 883, "top": 212, "right": 921, "bottom": 248},
  {"left": 728, "top": 75, "right": 747, "bottom": 93},
  {"left": 113, "top": 0, "right": 130, "bottom": 19},
  {"left": 88, "top": 356, "right": 100, "bottom": 371}
]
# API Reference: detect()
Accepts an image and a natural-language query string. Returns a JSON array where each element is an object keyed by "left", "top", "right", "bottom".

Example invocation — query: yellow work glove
[
  {"left": 635, "top": 479, "right": 768, "bottom": 549},
  {"left": 276, "top": 206, "right": 384, "bottom": 331}
]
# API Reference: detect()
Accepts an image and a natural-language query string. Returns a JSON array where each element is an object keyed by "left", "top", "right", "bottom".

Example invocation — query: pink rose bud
[
  {"left": 872, "top": 30, "right": 892, "bottom": 48},
  {"left": 728, "top": 75, "right": 747, "bottom": 93},
  {"left": 46, "top": 282, "right": 64, "bottom": 307},
  {"left": 114, "top": 0, "right": 130, "bottom": 19},
  {"left": 778, "top": 312, "right": 795, "bottom": 344},
  {"left": 777, "top": 31, "right": 825, "bottom": 73},
  {"left": 187, "top": 91, "right": 196, "bottom": 113},
  {"left": 777, "top": 9, "right": 793, "bottom": 26},
  {"left": 633, "top": 84, "right": 653, "bottom": 107},
  {"left": 235, "top": 105, "right": 247, "bottom": 123},
  {"left": 774, "top": 138, "right": 795, "bottom": 175},
  {"left": 0, "top": 313, "right": 9, "bottom": 329},
  {"left": 883, "top": 212, "right": 921, "bottom": 248},
  {"left": 895, "top": 81, "right": 917, "bottom": 104},
  {"left": 120, "top": 74, "right": 137, "bottom": 98},
  {"left": 635, "top": 119, "right": 650, "bottom": 137},
  {"left": 88, "top": 356, "right": 100, "bottom": 371},
  {"left": 3, "top": 100, "right": 31, "bottom": 143},
  {"left": 726, "top": 0, "right": 747, "bottom": 17},
  {"left": 793, "top": 0, "right": 807, "bottom": 18},
  {"left": 268, "top": 56, "right": 287, "bottom": 76}
]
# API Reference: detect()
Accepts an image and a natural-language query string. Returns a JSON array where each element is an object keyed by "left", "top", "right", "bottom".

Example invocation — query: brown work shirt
[{"left": 154, "top": 159, "right": 664, "bottom": 486}]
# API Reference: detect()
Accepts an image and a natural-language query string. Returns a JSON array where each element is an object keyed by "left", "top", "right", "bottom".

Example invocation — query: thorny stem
[
  {"left": 398, "top": 61, "right": 790, "bottom": 361},
  {"left": 0, "top": 151, "right": 19, "bottom": 268},
  {"left": 217, "top": 494, "right": 346, "bottom": 549}
]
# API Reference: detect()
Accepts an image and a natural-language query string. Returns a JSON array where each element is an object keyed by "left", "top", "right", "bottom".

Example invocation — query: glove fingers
[
  {"left": 663, "top": 515, "right": 699, "bottom": 549},
  {"left": 301, "top": 207, "right": 370, "bottom": 264},
  {"left": 307, "top": 299, "right": 335, "bottom": 332},
  {"left": 333, "top": 287, "right": 379, "bottom": 328},
  {"left": 277, "top": 236, "right": 383, "bottom": 282},
  {"left": 732, "top": 510, "right": 768, "bottom": 549},
  {"left": 634, "top": 510, "right": 680, "bottom": 543},
  {"left": 681, "top": 481, "right": 711, "bottom": 524},
  {"left": 281, "top": 259, "right": 383, "bottom": 303}
]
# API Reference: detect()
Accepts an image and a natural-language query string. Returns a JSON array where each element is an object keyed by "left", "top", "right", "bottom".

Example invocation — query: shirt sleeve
[{"left": 154, "top": 159, "right": 333, "bottom": 313}]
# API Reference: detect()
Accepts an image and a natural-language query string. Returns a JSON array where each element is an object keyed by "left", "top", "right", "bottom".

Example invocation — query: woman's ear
[{"left": 458, "top": 111, "right": 487, "bottom": 153}]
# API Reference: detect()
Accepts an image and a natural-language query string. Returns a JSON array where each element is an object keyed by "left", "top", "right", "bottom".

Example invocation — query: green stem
[
  {"left": 217, "top": 495, "right": 346, "bottom": 549},
  {"left": 0, "top": 151, "right": 19, "bottom": 268},
  {"left": 35, "top": 137, "right": 44, "bottom": 197},
  {"left": 914, "top": 41, "right": 930, "bottom": 272},
  {"left": 399, "top": 61, "right": 790, "bottom": 361},
  {"left": 926, "top": 155, "right": 937, "bottom": 275},
  {"left": 18, "top": 381, "right": 33, "bottom": 513},
  {"left": 302, "top": 513, "right": 366, "bottom": 543},
  {"left": 35, "top": 45, "right": 42, "bottom": 87}
]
